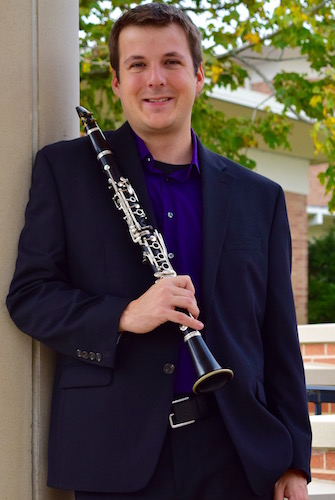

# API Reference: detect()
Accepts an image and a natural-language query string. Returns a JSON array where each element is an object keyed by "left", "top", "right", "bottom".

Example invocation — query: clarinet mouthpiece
[{"left": 76, "top": 106, "right": 91, "bottom": 119}]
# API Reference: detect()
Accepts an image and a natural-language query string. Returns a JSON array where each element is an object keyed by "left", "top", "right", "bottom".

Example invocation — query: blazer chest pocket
[
  {"left": 224, "top": 235, "right": 262, "bottom": 252},
  {"left": 59, "top": 362, "right": 113, "bottom": 389}
]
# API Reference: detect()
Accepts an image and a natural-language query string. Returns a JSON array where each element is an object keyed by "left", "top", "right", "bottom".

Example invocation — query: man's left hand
[{"left": 274, "top": 470, "right": 308, "bottom": 499}]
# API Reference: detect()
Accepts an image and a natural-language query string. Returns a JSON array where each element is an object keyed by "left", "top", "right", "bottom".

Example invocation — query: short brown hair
[{"left": 108, "top": 3, "right": 203, "bottom": 79}]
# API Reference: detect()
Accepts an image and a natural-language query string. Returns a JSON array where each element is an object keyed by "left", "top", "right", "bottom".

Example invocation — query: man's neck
[{"left": 134, "top": 128, "right": 193, "bottom": 165}]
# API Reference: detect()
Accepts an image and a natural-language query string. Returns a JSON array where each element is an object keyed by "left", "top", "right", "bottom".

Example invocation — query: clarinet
[{"left": 76, "top": 106, "right": 234, "bottom": 393}]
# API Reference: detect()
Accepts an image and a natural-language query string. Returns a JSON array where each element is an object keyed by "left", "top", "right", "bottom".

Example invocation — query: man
[{"left": 7, "top": 3, "right": 311, "bottom": 499}]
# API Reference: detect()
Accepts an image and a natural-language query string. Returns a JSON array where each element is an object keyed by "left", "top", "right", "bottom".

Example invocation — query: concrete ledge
[
  {"left": 299, "top": 324, "right": 335, "bottom": 344},
  {"left": 308, "top": 479, "right": 335, "bottom": 499},
  {"left": 310, "top": 415, "right": 335, "bottom": 449},
  {"left": 305, "top": 363, "right": 335, "bottom": 385}
]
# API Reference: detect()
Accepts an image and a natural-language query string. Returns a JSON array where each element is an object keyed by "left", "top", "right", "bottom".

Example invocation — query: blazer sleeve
[
  {"left": 6, "top": 147, "right": 130, "bottom": 368},
  {"left": 262, "top": 187, "right": 311, "bottom": 479}
]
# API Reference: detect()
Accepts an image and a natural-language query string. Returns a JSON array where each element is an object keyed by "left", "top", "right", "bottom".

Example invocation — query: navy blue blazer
[{"left": 7, "top": 122, "right": 311, "bottom": 495}]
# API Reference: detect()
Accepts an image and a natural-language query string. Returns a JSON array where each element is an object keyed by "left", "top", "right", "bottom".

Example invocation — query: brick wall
[
  {"left": 300, "top": 325, "right": 335, "bottom": 482},
  {"left": 311, "top": 450, "right": 335, "bottom": 482},
  {"left": 285, "top": 191, "right": 308, "bottom": 325},
  {"left": 301, "top": 342, "right": 335, "bottom": 366},
  {"left": 308, "top": 163, "right": 331, "bottom": 207},
  {"left": 251, "top": 81, "right": 272, "bottom": 94}
]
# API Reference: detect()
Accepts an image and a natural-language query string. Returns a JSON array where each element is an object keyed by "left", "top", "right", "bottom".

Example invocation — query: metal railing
[{"left": 307, "top": 385, "right": 335, "bottom": 415}]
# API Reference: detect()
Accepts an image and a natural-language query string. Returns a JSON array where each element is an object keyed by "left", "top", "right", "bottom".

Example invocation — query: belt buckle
[{"left": 169, "top": 396, "right": 196, "bottom": 429}]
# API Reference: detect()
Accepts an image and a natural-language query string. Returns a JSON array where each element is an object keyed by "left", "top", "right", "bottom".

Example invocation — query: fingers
[
  {"left": 274, "top": 470, "right": 308, "bottom": 500},
  {"left": 170, "top": 275, "right": 196, "bottom": 295},
  {"left": 159, "top": 277, "right": 197, "bottom": 311},
  {"left": 119, "top": 275, "right": 203, "bottom": 334},
  {"left": 155, "top": 275, "right": 200, "bottom": 320}
]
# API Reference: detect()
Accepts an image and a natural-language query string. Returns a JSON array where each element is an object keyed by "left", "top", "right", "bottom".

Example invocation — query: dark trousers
[{"left": 75, "top": 405, "right": 273, "bottom": 500}]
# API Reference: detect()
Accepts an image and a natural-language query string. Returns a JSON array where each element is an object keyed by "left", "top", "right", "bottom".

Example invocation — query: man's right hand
[{"left": 118, "top": 275, "right": 204, "bottom": 334}]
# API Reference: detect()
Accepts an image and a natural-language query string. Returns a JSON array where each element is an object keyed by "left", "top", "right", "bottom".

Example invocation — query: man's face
[{"left": 112, "top": 23, "right": 204, "bottom": 141}]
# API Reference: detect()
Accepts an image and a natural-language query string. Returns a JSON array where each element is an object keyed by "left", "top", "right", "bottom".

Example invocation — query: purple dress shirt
[{"left": 135, "top": 131, "right": 203, "bottom": 394}]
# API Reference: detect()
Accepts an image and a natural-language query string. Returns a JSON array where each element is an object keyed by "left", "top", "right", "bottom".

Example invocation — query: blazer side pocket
[{"left": 59, "top": 362, "right": 113, "bottom": 389}]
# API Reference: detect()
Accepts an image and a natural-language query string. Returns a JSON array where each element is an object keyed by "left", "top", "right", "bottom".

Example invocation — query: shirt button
[
  {"left": 163, "top": 363, "right": 175, "bottom": 375},
  {"left": 167, "top": 212, "right": 174, "bottom": 219}
]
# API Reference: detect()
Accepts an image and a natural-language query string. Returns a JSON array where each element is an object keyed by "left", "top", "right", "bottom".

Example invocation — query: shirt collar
[{"left": 133, "top": 129, "right": 200, "bottom": 176}]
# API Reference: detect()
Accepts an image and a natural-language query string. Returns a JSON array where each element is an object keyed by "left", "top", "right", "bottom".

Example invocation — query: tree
[
  {"left": 308, "top": 229, "right": 335, "bottom": 323},
  {"left": 79, "top": 0, "right": 335, "bottom": 198}
]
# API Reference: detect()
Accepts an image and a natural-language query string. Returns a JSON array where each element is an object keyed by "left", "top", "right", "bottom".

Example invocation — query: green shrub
[{"left": 308, "top": 229, "right": 335, "bottom": 323}]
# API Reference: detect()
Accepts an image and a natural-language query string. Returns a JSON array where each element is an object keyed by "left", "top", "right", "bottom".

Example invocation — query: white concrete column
[{"left": 0, "top": 1, "right": 79, "bottom": 498}]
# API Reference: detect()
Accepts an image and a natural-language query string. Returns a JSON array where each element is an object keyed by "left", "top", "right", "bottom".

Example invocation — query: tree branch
[
  {"left": 233, "top": 53, "right": 314, "bottom": 125},
  {"left": 217, "top": 0, "right": 329, "bottom": 61}
]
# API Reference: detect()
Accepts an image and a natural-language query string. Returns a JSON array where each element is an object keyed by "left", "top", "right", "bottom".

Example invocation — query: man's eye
[
  {"left": 165, "top": 60, "right": 180, "bottom": 65},
  {"left": 130, "top": 62, "right": 145, "bottom": 69}
]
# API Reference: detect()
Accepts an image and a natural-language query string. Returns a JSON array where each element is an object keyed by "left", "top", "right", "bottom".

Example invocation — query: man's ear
[
  {"left": 111, "top": 69, "right": 120, "bottom": 97},
  {"left": 195, "top": 64, "right": 205, "bottom": 96}
]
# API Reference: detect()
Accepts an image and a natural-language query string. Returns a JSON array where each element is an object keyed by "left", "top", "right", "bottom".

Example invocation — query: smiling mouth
[{"left": 145, "top": 97, "right": 170, "bottom": 103}]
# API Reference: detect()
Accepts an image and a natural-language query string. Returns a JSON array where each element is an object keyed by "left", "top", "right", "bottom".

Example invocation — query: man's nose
[{"left": 148, "top": 64, "right": 166, "bottom": 86}]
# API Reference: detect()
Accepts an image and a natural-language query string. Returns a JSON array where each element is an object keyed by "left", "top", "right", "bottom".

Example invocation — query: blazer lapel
[
  {"left": 106, "top": 123, "right": 157, "bottom": 227},
  {"left": 198, "top": 143, "right": 236, "bottom": 319}
]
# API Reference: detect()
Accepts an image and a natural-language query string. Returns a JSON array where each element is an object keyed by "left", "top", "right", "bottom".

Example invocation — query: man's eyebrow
[
  {"left": 164, "top": 51, "right": 186, "bottom": 59},
  {"left": 123, "top": 55, "right": 145, "bottom": 65}
]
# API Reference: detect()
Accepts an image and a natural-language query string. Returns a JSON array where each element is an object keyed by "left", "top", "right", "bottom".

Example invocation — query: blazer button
[
  {"left": 82, "top": 350, "right": 89, "bottom": 359},
  {"left": 76, "top": 349, "right": 83, "bottom": 358},
  {"left": 163, "top": 363, "right": 175, "bottom": 375},
  {"left": 96, "top": 353, "right": 103, "bottom": 362},
  {"left": 89, "top": 351, "right": 96, "bottom": 361}
]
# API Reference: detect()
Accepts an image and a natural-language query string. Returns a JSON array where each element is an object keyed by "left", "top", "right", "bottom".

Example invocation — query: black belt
[{"left": 169, "top": 394, "right": 218, "bottom": 429}]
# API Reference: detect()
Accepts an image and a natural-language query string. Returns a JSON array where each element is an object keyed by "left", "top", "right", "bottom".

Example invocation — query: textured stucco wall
[{"left": 0, "top": 1, "right": 79, "bottom": 498}]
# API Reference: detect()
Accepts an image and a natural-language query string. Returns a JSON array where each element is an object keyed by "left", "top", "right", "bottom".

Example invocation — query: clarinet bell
[{"left": 185, "top": 333, "right": 234, "bottom": 394}]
